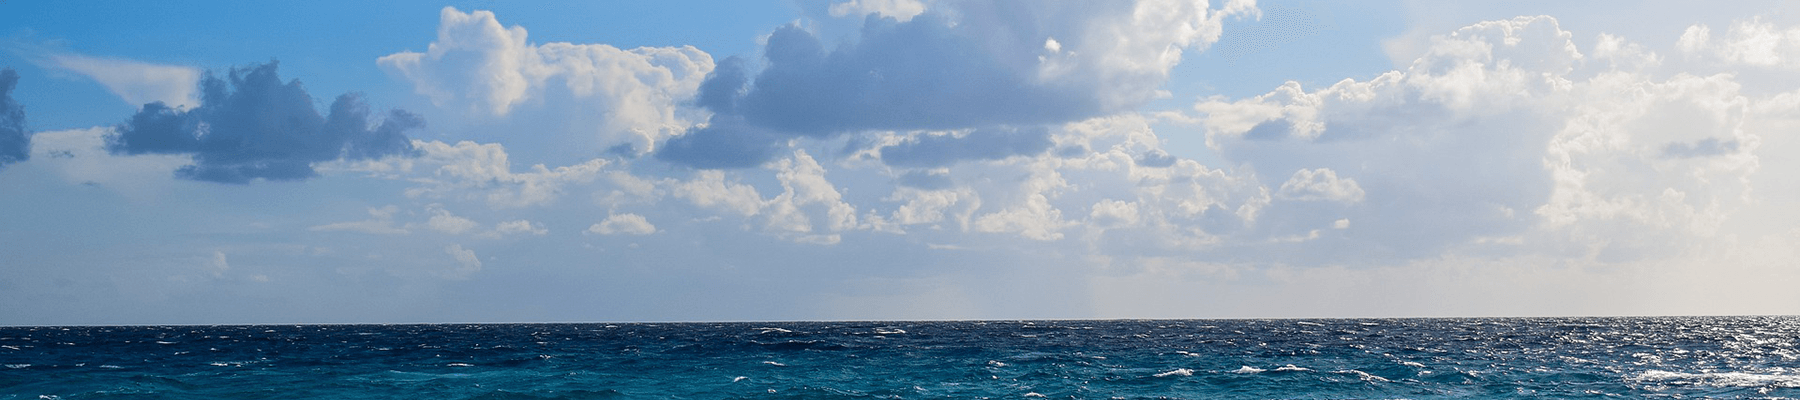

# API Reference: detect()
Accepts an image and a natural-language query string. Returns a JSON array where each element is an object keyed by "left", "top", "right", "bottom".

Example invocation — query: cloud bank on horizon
[{"left": 2, "top": 0, "right": 1799, "bottom": 324}]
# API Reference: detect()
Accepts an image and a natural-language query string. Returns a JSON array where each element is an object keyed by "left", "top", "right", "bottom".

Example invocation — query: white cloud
[
  {"left": 424, "top": 205, "right": 479, "bottom": 235},
  {"left": 1185, "top": 14, "right": 1800, "bottom": 269},
  {"left": 588, "top": 213, "right": 656, "bottom": 235},
  {"left": 1677, "top": 18, "right": 1800, "bottom": 69},
  {"left": 402, "top": 140, "right": 609, "bottom": 208},
  {"left": 207, "top": 251, "right": 230, "bottom": 278},
  {"left": 493, "top": 220, "right": 548, "bottom": 236},
  {"left": 828, "top": 0, "right": 927, "bottom": 22},
  {"left": 765, "top": 150, "right": 858, "bottom": 234},
  {"left": 46, "top": 54, "right": 200, "bottom": 108},
  {"left": 1276, "top": 168, "right": 1365, "bottom": 203},
  {"left": 441, "top": 244, "right": 482, "bottom": 280},
  {"left": 310, "top": 205, "right": 410, "bottom": 235},
  {"left": 1088, "top": 199, "right": 1141, "bottom": 229},
  {"left": 667, "top": 170, "right": 765, "bottom": 217},
  {"left": 971, "top": 166, "right": 1071, "bottom": 241},
  {"left": 379, "top": 7, "right": 714, "bottom": 152}
]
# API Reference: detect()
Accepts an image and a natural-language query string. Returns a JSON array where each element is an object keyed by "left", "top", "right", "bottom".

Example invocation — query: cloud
[
  {"left": 379, "top": 7, "right": 713, "bottom": 152},
  {"left": 1275, "top": 168, "right": 1364, "bottom": 203},
  {"left": 441, "top": 244, "right": 482, "bottom": 280},
  {"left": 653, "top": 116, "right": 785, "bottom": 169},
  {"left": 878, "top": 126, "right": 1054, "bottom": 168},
  {"left": 657, "top": 0, "right": 1256, "bottom": 168},
  {"left": 310, "top": 205, "right": 411, "bottom": 235},
  {"left": 0, "top": 68, "right": 27, "bottom": 169},
  {"left": 47, "top": 54, "right": 201, "bottom": 108},
  {"left": 1184, "top": 14, "right": 1796, "bottom": 266},
  {"left": 396, "top": 140, "right": 609, "bottom": 208},
  {"left": 1088, "top": 199, "right": 1141, "bottom": 229},
  {"left": 207, "top": 251, "right": 230, "bottom": 278},
  {"left": 106, "top": 61, "right": 422, "bottom": 184},
  {"left": 1660, "top": 137, "right": 1740, "bottom": 158},
  {"left": 828, "top": 0, "right": 927, "bottom": 22},
  {"left": 587, "top": 213, "right": 656, "bottom": 235},
  {"left": 425, "top": 205, "right": 479, "bottom": 234},
  {"left": 493, "top": 220, "right": 548, "bottom": 236},
  {"left": 1677, "top": 18, "right": 1800, "bottom": 69}
]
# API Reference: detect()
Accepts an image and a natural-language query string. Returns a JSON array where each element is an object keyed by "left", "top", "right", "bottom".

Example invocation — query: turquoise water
[{"left": 3, "top": 317, "right": 1798, "bottom": 399}]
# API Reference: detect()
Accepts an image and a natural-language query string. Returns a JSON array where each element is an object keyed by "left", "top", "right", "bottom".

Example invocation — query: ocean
[{"left": 2, "top": 317, "right": 1796, "bottom": 399}]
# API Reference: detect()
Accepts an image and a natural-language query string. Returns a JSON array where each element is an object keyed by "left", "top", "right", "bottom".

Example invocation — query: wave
[
  {"left": 1633, "top": 370, "right": 1800, "bottom": 388},
  {"left": 1154, "top": 368, "right": 1194, "bottom": 377}
]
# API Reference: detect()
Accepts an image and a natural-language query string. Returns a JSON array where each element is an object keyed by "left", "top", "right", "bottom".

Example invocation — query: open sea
[{"left": 3, "top": 317, "right": 1798, "bottom": 399}]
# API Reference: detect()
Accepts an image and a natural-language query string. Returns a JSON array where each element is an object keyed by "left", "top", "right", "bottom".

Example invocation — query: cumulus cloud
[
  {"left": 397, "top": 140, "right": 608, "bottom": 207},
  {"left": 1275, "top": 168, "right": 1364, "bottom": 203},
  {"left": 106, "top": 61, "right": 422, "bottom": 184},
  {"left": 587, "top": 213, "right": 656, "bottom": 235},
  {"left": 424, "top": 205, "right": 479, "bottom": 235},
  {"left": 657, "top": 0, "right": 1256, "bottom": 168},
  {"left": 47, "top": 54, "right": 201, "bottom": 108},
  {"left": 1088, "top": 199, "right": 1141, "bottom": 229},
  {"left": 0, "top": 68, "right": 27, "bottom": 169},
  {"left": 379, "top": 7, "right": 713, "bottom": 152},
  {"left": 1182, "top": 14, "right": 1798, "bottom": 266},
  {"left": 1677, "top": 18, "right": 1800, "bottom": 69}
]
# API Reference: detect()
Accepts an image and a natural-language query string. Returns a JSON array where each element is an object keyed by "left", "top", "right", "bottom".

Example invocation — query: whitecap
[
  {"left": 988, "top": 360, "right": 1007, "bottom": 367},
  {"left": 1230, "top": 366, "right": 1266, "bottom": 374},
  {"left": 1274, "top": 364, "right": 1311, "bottom": 372},
  {"left": 447, "top": 363, "right": 473, "bottom": 367},
  {"left": 732, "top": 376, "right": 748, "bottom": 382},
  {"left": 1400, "top": 361, "right": 1426, "bottom": 368},
  {"left": 1, "top": 345, "right": 19, "bottom": 350},
  {"left": 1154, "top": 368, "right": 1195, "bottom": 377},
  {"left": 874, "top": 328, "right": 906, "bottom": 335},
  {"left": 1023, "top": 392, "right": 1046, "bottom": 398},
  {"left": 755, "top": 327, "right": 794, "bottom": 334},
  {"left": 1335, "top": 369, "right": 1390, "bottom": 382},
  {"left": 4, "top": 364, "right": 28, "bottom": 369},
  {"left": 1633, "top": 370, "right": 1800, "bottom": 388},
  {"left": 763, "top": 361, "right": 786, "bottom": 366},
  {"left": 1295, "top": 321, "right": 1323, "bottom": 326}
]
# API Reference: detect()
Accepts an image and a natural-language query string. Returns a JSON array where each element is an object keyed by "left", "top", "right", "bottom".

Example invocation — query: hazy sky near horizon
[{"left": 4, "top": 0, "right": 1800, "bottom": 325}]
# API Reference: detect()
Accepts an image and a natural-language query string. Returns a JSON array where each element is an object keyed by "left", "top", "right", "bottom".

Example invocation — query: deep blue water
[{"left": 3, "top": 317, "right": 1798, "bottom": 399}]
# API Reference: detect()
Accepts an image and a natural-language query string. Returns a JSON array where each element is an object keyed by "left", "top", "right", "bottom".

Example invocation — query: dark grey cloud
[
  {"left": 0, "top": 68, "right": 28, "bottom": 169},
  {"left": 659, "top": 9, "right": 1123, "bottom": 169},
  {"left": 108, "top": 61, "right": 421, "bottom": 184},
  {"left": 654, "top": 117, "right": 785, "bottom": 169},
  {"left": 878, "top": 126, "right": 1052, "bottom": 168},
  {"left": 732, "top": 20, "right": 1092, "bottom": 135}
]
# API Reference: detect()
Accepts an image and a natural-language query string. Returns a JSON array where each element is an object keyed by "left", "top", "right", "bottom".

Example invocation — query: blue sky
[{"left": 4, "top": 0, "right": 1800, "bottom": 325}]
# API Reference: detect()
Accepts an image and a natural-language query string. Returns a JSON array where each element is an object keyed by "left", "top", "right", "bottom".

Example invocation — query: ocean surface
[{"left": 3, "top": 317, "right": 1798, "bottom": 399}]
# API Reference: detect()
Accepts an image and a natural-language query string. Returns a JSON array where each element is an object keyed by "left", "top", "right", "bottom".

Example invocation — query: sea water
[{"left": 3, "top": 317, "right": 1797, "bottom": 399}]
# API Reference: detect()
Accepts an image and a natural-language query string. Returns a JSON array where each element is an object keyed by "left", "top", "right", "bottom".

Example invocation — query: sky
[{"left": 2, "top": 0, "right": 1799, "bottom": 325}]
